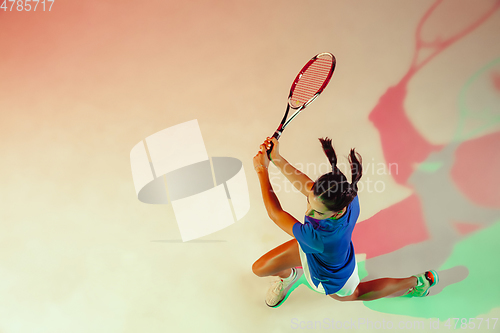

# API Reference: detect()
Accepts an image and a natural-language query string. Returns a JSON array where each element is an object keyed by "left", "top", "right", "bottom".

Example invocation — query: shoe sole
[
  {"left": 423, "top": 270, "right": 439, "bottom": 297},
  {"left": 266, "top": 297, "right": 285, "bottom": 307},
  {"left": 426, "top": 270, "right": 439, "bottom": 287}
]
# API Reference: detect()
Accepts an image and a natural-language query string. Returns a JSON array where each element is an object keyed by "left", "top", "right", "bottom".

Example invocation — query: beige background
[{"left": 1, "top": 0, "right": 499, "bottom": 332}]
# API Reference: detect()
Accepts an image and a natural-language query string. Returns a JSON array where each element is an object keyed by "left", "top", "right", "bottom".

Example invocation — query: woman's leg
[
  {"left": 252, "top": 238, "right": 302, "bottom": 278},
  {"left": 329, "top": 276, "right": 418, "bottom": 302}
]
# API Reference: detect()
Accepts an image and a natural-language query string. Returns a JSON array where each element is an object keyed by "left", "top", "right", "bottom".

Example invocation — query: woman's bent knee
[
  {"left": 328, "top": 288, "right": 359, "bottom": 302},
  {"left": 252, "top": 260, "right": 267, "bottom": 277}
]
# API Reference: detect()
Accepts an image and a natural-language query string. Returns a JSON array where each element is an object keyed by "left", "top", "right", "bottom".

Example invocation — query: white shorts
[{"left": 298, "top": 244, "right": 360, "bottom": 297}]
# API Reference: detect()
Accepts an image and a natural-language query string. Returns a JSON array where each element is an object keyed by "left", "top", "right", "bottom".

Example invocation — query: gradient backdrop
[{"left": 1, "top": 0, "right": 499, "bottom": 332}]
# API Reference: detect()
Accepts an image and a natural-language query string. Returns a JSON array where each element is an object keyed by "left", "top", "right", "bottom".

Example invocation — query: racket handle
[{"left": 266, "top": 131, "right": 281, "bottom": 159}]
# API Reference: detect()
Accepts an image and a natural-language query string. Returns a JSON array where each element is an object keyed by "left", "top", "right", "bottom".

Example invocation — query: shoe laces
[
  {"left": 272, "top": 279, "right": 285, "bottom": 294},
  {"left": 271, "top": 268, "right": 296, "bottom": 294}
]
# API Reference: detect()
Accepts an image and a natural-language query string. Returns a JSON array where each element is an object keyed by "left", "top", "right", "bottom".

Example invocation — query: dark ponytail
[
  {"left": 348, "top": 148, "right": 362, "bottom": 192},
  {"left": 319, "top": 137, "right": 338, "bottom": 173},
  {"left": 312, "top": 138, "right": 363, "bottom": 212}
]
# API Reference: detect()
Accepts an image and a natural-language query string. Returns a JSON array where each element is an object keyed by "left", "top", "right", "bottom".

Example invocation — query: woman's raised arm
[{"left": 266, "top": 137, "right": 314, "bottom": 196}]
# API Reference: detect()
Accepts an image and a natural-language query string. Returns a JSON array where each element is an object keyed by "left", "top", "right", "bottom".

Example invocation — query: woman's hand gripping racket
[{"left": 267, "top": 52, "right": 336, "bottom": 159}]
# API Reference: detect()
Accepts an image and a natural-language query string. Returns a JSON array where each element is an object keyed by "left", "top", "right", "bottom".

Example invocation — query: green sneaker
[{"left": 407, "top": 270, "right": 439, "bottom": 297}]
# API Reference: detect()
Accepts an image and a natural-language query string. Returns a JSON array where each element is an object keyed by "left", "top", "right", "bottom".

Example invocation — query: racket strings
[{"left": 290, "top": 56, "right": 333, "bottom": 107}]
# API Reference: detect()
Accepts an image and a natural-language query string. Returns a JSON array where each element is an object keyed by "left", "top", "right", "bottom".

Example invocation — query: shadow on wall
[{"left": 351, "top": 0, "right": 500, "bottom": 320}]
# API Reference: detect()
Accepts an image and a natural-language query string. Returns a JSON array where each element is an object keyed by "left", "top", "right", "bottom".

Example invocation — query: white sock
[{"left": 282, "top": 268, "right": 296, "bottom": 282}]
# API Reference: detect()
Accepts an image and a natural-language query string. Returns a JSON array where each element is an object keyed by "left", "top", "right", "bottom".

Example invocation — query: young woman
[{"left": 252, "top": 136, "right": 439, "bottom": 307}]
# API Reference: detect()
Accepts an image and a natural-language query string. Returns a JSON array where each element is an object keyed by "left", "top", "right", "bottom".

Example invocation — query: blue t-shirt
[{"left": 292, "top": 195, "right": 360, "bottom": 295}]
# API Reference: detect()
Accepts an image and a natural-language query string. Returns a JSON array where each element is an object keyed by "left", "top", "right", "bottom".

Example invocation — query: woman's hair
[{"left": 312, "top": 137, "right": 362, "bottom": 212}]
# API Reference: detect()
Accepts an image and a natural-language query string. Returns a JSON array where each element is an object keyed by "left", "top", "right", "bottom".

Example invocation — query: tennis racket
[{"left": 267, "top": 52, "right": 336, "bottom": 158}]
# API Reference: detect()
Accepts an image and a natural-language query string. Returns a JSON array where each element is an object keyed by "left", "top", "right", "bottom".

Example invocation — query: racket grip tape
[{"left": 266, "top": 132, "right": 281, "bottom": 159}]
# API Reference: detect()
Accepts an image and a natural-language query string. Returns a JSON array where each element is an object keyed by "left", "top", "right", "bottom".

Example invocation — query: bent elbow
[
  {"left": 270, "top": 208, "right": 289, "bottom": 224},
  {"left": 267, "top": 211, "right": 277, "bottom": 221},
  {"left": 267, "top": 209, "right": 281, "bottom": 222}
]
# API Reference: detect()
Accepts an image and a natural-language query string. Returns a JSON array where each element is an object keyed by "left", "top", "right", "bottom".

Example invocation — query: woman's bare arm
[
  {"left": 271, "top": 155, "right": 314, "bottom": 196},
  {"left": 256, "top": 170, "right": 296, "bottom": 237},
  {"left": 265, "top": 137, "right": 314, "bottom": 196},
  {"left": 254, "top": 142, "right": 296, "bottom": 236}
]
